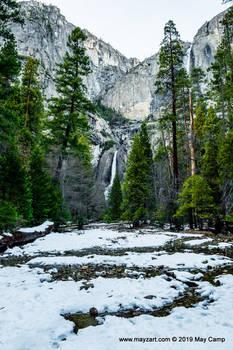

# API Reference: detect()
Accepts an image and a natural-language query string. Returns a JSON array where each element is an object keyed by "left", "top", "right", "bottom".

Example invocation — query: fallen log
[{"left": 0, "top": 221, "right": 54, "bottom": 253}]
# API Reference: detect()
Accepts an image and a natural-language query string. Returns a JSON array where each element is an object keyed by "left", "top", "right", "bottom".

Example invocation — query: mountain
[
  {"left": 10, "top": 1, "right": 139, "bottom": 101},
  {"left": 12, "top": 2, "right": 227, "bottom": 121}
]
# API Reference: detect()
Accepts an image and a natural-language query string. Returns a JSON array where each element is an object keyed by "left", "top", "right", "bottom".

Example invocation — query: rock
[
  {"left": 8, "top": 2, "right": 227, "bottom": 122},
  {"left": 183, "top": 281, "right": 198, "bottom": 288},
  {"left": 89, "top": 307, "right": 98, "bottom": 317},
  {"left": 80, "top": 283, "right": 94, "bottom": 290},
  {"left": 165, "top": 271, "right": 176, "bottom": 278},
  {"left": 64, "top": 313, "right": 99, "bottom": 333},
  {"left": 190, "top": 9, "right": 228, "bottom": 88},
  {"left": 81, "top": 265, "right": 89, "bottom": 271},
  {"left": 144, "top": 295, "right": 157, "bottom": 300},
  {"left": 9, "top": 1, "right": 138, "bottom": 102},
  {"left": 215, "top": 280, "right": 221, "bottom": 287}
]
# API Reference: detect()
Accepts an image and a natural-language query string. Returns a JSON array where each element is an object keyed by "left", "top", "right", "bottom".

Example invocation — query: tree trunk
[
  {"left": 54, "top": 95, "right": 75, "bottom": 183},
  {"left": 188, "top": 208, "right": 193, "bottom": 230},
  {"left": 189, "top": 90, "right": 196, "bottom": 176},
  {"left": 182, "top": 92, "right": 191, "bottom": 176}
]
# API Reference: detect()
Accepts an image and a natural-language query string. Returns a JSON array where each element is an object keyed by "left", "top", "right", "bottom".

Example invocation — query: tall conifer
[
  {"left": 48, "top": 27, "right": 92, "bottom": 183},
  {"left": 121, "top": 122, "right": 154, "bottom": 227},
  {"left": 155, "top": 20, "right": 184, "bottom": 194}
]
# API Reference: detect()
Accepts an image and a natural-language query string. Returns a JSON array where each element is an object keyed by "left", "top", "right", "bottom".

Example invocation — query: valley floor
[{"left": 1, "top": 224, "right": 233, "bottom": 350}]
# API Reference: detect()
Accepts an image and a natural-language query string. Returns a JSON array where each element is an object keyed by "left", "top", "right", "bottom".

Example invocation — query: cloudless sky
[{"left": 19, "top": 0, "right": 231, "bottom": 60}]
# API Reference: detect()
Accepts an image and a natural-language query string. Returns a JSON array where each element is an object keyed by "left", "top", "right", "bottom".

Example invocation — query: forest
[{"left": 0, "top": 0, "right": 232, "bottom": 234}]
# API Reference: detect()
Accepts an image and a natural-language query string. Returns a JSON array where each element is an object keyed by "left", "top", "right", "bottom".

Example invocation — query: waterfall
[
  {"left": 185, "top": 45, "right": 192, "bottom": 75},
  {"left": 104, "top": 150, "right": 118, "bottom": 200}
]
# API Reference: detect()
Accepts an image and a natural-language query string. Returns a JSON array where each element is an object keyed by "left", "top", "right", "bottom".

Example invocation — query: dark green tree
[
  {"left": 0, "top": 200, "right": 18, "bottom": 233},
  {"left": 217, "top": 130, "right": 233, "bottom": 221},
  {"left": 48, "top": 27, "right": 92, "bottom": 183},
  {"left": 155, "top": 20, "right": 185, "bottom": 194},
  {"left": 21, "top": 58, "right": 43, "bottom": 135},
  {"left": 175, "top": 175, "right": 217, "bottom": 229},
  {"left": 108, "top": 174, "right": 122, "bottom": 220},
  {"left": 30, "top": 147, "right": 61, "bottom": 224},
  {"left": 0, "top": 147, "right": 33, "bottom": 224},
  {"left": 121, "top": 122, "right": 154, "bottom": 227}
]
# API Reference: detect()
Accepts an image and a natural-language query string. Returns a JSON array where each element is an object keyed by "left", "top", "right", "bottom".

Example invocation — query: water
[
  {"left": 185, "top": 45, "right": 192, "bottom": 75},
  {"left": 104, "top": 150, "right": 118, "bottom": 200}
]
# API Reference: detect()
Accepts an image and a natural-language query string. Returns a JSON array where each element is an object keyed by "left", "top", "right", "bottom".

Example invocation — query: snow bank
[
  {"left": 185, "top": 238, "right": 213, "bottom": 246},
  {"left": 1, "top": 264, "right": 232, "bottom": 350},
  {"left": 5, "top": 228, "right": 208, "bottom": 257},
  {"left": 28, "top": 251, "right": 230, "bottom": 270},
  {"left": 19, "top": 221, "right": 54, "bottom": 233}
]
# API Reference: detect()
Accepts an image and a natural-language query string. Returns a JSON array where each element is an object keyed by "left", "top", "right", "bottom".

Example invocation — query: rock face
[
  {"left": 101, "top": 53, "right": 160, "bottom": 121},
  {"left": 11, "top": 1, "right": 139, "bottom": 100},
  {"left": 189, "top": 10, "right": 228, "bottom": 85},
  {"left": 11, "top": 2, "right": 228, "bottom": 119}
]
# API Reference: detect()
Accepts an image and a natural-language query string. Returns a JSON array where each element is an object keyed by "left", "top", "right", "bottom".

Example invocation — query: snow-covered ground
[
  {"left": 1, "top": 226, "right": 233, "bottom": 350},
  {"left": 28, "top": 251, "right": 230, "bottom": 270},
  {"left": 4, "top": 228, "right": 204, "bottom": 257}
]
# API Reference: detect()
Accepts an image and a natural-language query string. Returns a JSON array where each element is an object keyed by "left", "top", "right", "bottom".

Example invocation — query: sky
[{"left": 19, "top": 0, "right": 231, "bottom": 60}]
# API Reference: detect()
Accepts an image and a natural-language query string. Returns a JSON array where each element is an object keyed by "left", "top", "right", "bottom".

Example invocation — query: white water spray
[
  {"left": 104, "top": 150, "right": 118, "bottom": 200},
  {"left": 185, "top": 45, "right": 192, "bottom": 75}
]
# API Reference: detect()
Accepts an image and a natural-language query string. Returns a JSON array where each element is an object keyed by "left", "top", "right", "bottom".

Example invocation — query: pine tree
[
  {"left": 121, "top": 122, "right": 154, "bottom": 227},
  {"left": 108, "top": 174, "right": 122, "bottom": 221},
  {"left": 0, "top": 39, "right": 21, "bottom": 146},
  {"left": 0, "top": 200, "right": 18, "bottom": 233},
  {"left": 218, "top": 131, "right": 233, "bottom": 221},
  {"left": 0, "top": 25, "right": 32, "bottom": 228},
  {"left": 155, "top": 20, "right": 185, "bottom": 194},
  {"left": 0, "top": 146, "right": 33, "bottom": 224},
  {"left": 175, "top": 175, "right": 217, "bottom": 229},
  {"left": 48, "top": 27, "right": 92, "bottom": 183},
  {"left": 19, "top": 58, "right": 62, "bottom": 225},
  {"left": 21, "top": 58, "right": 43, "bottom": 135},
  {"left": 201, "top": 107, "right": 221, "bottom": 194},
  {"left": 30, "top": 147, "right": 61, "bottom": 224},
  {"left": 17, "top": 57, "right": 44, "bottom": 167}
]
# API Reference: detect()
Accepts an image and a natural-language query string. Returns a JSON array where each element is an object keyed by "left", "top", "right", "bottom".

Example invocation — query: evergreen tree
[
  {"left": 0, "top": 38, "right": 21, "bottom": 145},
  {"left": 0, "top": 200, "right": 18, "bottom": 233},
  {"left": 108, "top": 174, "right": 122, "bottom": 220},
  {"left": 121, "top": 122, "right": 154, "bottom": 227},
  {"left": 20, "top": 58, "right": 62, "bottom": 225},
  {"left": 217, "top": 130, "right": 233, "bottom": 221},
  {"left": 175, "top": 175, "right": 217, "bottom": 229},
  {"left": 48, "top": 27, "right": 92, "bottom": 183},
  {"left": 18, "top": 57, "right": 44, "bottom": 166},
  {"left": 155, "top": 20, "right": 185, "bottom": 194},
  {"left": 30, "top": 147, "right": 61, "bottom": 224},
  {"left": 0, "top": 146, "right": 33, "bottom": 224},
  {"left": 21, "top": 58, "right": 43, "bottom": 135}
]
